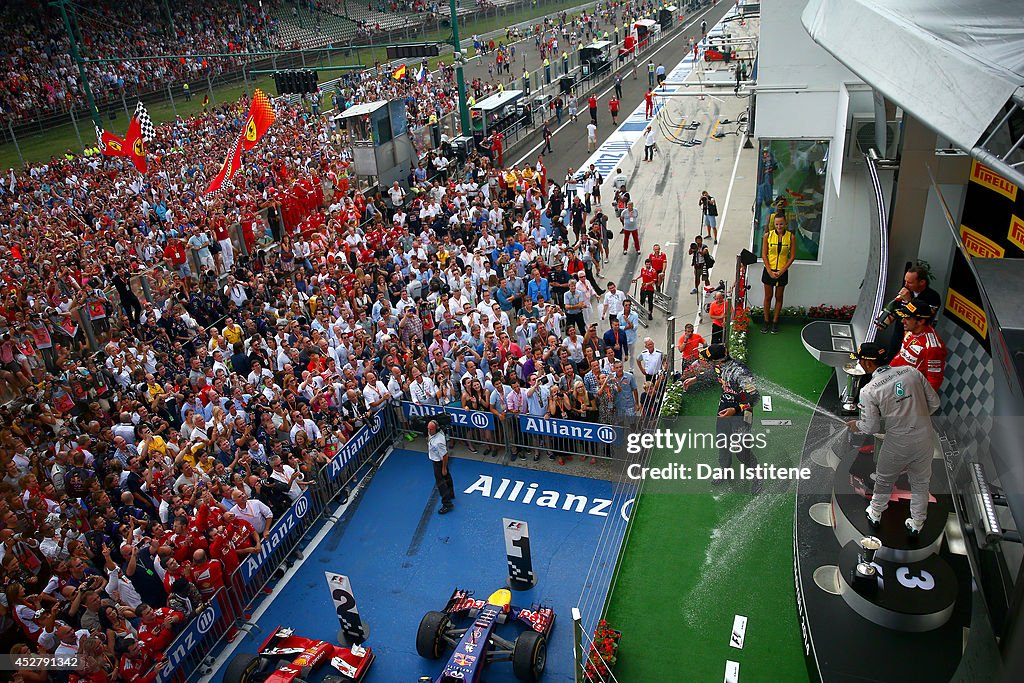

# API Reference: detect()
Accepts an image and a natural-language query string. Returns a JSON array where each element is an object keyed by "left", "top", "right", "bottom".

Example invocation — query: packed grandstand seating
[
  {"left": 0, "top": 2, "right": 667, "bottom": 679},
  {"left": 0, "top": 0, "right": 541, "bottom": 122}
]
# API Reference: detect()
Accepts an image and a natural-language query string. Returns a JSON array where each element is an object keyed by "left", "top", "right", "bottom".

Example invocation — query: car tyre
[
  {"left": 416, "top": 610, "right": 451, "bottom": 659},
  {"left": 222, "top": 653, "right": 263, "bottom": 683},
  {"left": 512, "top": 630, "right": 547, "bottom": 681}
]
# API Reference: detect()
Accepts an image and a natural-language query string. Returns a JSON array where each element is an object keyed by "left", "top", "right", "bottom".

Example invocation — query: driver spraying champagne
[{"left": 683, "top": 344, "right": 764, "bottom": 494}]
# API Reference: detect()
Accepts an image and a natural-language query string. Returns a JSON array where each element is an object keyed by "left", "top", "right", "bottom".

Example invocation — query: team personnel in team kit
[
  {"left": 890, "top": 301, "right": 947, "bottom": 391},
  {"left": 683, "top": 344, "right": 764, "bottom": 494},
  {"left": 761, "top": 213, "right": 796, "bottom": 334},
  {"left": 847, "top": 343, "right": 941, "bottom": 535}
]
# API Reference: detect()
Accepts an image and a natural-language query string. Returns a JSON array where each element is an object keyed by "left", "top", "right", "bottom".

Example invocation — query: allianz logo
[{"left": 464, "top": 474, "right": 628, "bottom": 518}]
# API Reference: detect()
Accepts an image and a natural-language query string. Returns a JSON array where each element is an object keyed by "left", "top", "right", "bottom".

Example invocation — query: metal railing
[{"left": 154, "top": 405, "right": 400, "bottom": 683}]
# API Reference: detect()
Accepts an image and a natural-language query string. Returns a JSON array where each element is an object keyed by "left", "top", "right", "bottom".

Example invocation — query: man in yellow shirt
[{"left": 223, "top": 317, "right": 244, "bottom": 346}]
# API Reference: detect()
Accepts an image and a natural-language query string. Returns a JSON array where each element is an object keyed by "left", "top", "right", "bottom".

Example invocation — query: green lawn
[
  {"left": 0, "top": 0, "right": 594, "bottom": 167},
  {"left": 605, "top": 321, "right": 832, "bottom": 682}
]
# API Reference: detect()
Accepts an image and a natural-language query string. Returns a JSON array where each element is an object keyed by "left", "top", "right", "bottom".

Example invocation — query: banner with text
[
  {"left": 156, "top": 597, "right": 222, "bottom": 683},
  {"left": 402, "top": 402, "right": 495, "bottom": 430},
  {"left": 517, "top": 414, "right": 623, "bottom": 445},
  {"left": 947, "top": 160, "right": 1024, "bottom": 348}
]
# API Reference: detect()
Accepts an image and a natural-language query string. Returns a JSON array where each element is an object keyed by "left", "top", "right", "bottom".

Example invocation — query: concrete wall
[{"left": 747, "top": 0, "right": 884, "bottom": 307}]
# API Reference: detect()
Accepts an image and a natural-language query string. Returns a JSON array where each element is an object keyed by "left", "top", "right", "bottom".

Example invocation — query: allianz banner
[
  {"left": 402, "top": 401, "right": 495, "bottom": 430},
  {"left": 947, "top": 161, "right": 1024, "bottom": 348}
]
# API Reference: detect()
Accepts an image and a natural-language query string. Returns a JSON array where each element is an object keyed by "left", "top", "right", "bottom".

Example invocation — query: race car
[
  {"left": 417, "top": 587, "right": 555, "bottom": 682},
  {"left": 222, "top": 626, "right": 374, "bottom": 683}
]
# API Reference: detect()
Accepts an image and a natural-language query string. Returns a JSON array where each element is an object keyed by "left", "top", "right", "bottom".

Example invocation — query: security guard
[
  {"left": 847, "top": 343, "right": 940, "bottom": 535},
  {"left": 427, "top": 420, "right": 454, "bottom": 514},
  {"left": 683, "top": 344, "right": 762, "bottom": 493}
]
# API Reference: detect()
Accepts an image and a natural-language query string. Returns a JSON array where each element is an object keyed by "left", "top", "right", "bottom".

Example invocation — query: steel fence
[
  {"left": 152, "top": 405, "right": 401, "bottom": 683},
  {"left": 400, "top": 372, "right": 666, "bottom": 465}
]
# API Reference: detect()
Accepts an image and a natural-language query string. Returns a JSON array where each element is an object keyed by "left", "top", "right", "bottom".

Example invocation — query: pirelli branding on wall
[{"left": 948, "top": 161, "right": 1024, "bottom": 349}]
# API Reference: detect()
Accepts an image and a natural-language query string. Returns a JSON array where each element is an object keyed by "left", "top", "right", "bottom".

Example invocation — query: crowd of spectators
[
  {"left": 0, "top": 82, "right": 674, "bottom": 673},
  {"left": 0, "top": 0, "right": 277, "bottom": 123},
  {"left": 0, "top": 2, "right": 678, "bottom": 680}
]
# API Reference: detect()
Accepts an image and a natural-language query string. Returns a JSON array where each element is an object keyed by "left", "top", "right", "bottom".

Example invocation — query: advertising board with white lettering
[
  {"left": 517, "top": 414, "right": 623, "bottom": 444},
  {"left": 325, "top": 411, "right": 384, "bottom": 482},
  {"left": 402, "top": 401, "right": 495, "bottom": 430},
  {"left": 156, "top": 597, "right": 221, "bottom": 683},
  {"left": 240, "top": 490, "right": 313, "bottom": 584}
]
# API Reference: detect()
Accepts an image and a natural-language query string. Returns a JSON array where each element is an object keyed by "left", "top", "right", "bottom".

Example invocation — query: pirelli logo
[
  {"left": 1008, "top": 215, "right": 1024, "bottom": 252},
  {"left": 960, "top": 225, "right": 1005, "bottom": 258},
  {"left": 971, "top": 160, "right": 1018, "bottom": 201},
  {"left": 946, "top": 288, "right": 987, "bottom": 339}
]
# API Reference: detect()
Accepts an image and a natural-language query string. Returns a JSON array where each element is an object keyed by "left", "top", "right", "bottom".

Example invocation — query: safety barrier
[
  {"left": 400, "top": 378, "right": 665, "bottom": 464},
  {"left": 153, "top": 405, "right": 400, "bottom": 683}
]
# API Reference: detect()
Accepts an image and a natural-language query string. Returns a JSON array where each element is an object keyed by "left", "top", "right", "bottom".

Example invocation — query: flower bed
[
  {"left": 748, "top": 304, "right": 855, "bottom": 321},
  {"left": 728, "top": 305, "right": 751, "bottom": 362},
  {"left": 584, "top": 620, "right": 622, "bottom": 682}
]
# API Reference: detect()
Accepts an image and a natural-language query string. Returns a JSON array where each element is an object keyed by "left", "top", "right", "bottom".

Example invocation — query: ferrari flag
[
  {"left": 204, "top": 89, "right": 276, "bottom": 195},
  {"left": 96, "top": 114, "right": 147, "bottom": 174}
]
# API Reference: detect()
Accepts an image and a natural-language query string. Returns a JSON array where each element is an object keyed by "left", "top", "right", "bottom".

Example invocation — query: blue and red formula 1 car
[
  {"left": 222, "top": 626, "right": 373, "bottom": 683},
  {"left": 416, "top": 588, "right": 555, "bottom": 682}
]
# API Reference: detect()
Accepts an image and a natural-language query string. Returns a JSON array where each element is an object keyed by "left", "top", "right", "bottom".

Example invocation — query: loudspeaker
[{"left": 739, "top": 248, "right": 758, "bottom": 266}]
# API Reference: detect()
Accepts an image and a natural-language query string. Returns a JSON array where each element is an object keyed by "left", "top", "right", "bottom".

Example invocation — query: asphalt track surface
[{"left": 502, "top": 0, "right": 734, "bottom": 182}]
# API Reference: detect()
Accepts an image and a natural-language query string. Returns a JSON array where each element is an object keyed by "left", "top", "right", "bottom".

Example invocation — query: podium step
[
  {"left": 836, "top": 542, "right": 957, "bottom": 632},
  {"left": 832, "top": 451, "right": 950, "bottom": 563}
]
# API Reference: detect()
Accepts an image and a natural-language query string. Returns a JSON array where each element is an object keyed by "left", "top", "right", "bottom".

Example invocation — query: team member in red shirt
[
  {"left": 644, "top": 88, "right": 654, "bottom": 119},
  {"left": 191, "top": 549, "right": 225, "bottom": 600},
  {"left": 117, "top": 636, "right": 166, "bottom": 683},
  {"left": 162, "top": 235, "right": 190, "bottom": 278},
  {"left": 890, "top": 302, "right": 946, "bottom": 392},
  {"left": 677, "top": 323, "right": 707, "bottom": 364},
  {"left": 631, "top": 258, "right": 659, "bottom": 318},
  {"left": 136, "top": 603, "right": 184, "bottom": 652},
  {"left": 648, "top": 244, "right": 668, "bottom": 291},
  {"left": 211, "top": 214, "right": 234, "bottom": 272},
  {"left": 608, "top": 97, "right": 620, "bottom": 124},
  {"left": 588, "top": 94, "right": 599, "bottom": 124}
]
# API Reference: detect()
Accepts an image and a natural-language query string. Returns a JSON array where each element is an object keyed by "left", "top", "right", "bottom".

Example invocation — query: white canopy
[{"left": 802, "top": 0, "right": 1024, "bottom": 182}]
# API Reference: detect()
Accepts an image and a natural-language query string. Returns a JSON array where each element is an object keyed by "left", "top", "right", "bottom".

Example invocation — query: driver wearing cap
[{"left": 890, "top": 301, "right": 946, "bottom": 391}]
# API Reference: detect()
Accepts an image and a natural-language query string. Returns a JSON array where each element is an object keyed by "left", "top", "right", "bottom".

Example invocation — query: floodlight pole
[
  {"left": 54, "top": 0, "right": 102, "bottom": 129},
  {"left": 449, "top": 0, "right": 471, "bottom": 135}
]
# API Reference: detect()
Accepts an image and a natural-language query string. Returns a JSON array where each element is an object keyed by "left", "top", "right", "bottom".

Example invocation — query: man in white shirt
[
  {"left": 409, "top": 368, "right": 439, "bottom": 405},
  {"left": 636, "top": 337, "right": 665, "bottom": 381},
  {"left": 229, "top": 488, "right": 274, "bottom": 538},
  {"left": 644, "top": 126, "right": 657, "bottom": 162},
  {"left": 389, "top": 181, "right": 406, "bottom": 207},
  {"left": 269, "top": 455, "right": 307, "bottom": 501},
  {"left": 587, "top": 121, "right": 598, "bottom": 152},
  {"left": 602, "top": 282, "right": 626, "bottom": 320},
  {"left": 362, "top": 371, "right": 392, "bottom": 411}
]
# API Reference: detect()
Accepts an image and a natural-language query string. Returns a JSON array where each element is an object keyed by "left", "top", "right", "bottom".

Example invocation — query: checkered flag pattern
[
  {"left": 935, "top": 317, "right": 994, "bottom": 465},
  {"left": 135, "top": 101, "right": 155, "bottom": 142},
  {"left": 94, "top": 125, "right": 104, "bottom": 150}
]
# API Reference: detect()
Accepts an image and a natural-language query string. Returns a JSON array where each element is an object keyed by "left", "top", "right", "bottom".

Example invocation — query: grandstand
[{"left": 0, "top": 0, "right": 560, "bottom": 134}]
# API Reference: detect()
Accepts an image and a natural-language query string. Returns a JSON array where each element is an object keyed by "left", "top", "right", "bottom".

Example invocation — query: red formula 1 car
[
  {"left": 417, "top": 588, "right": 555, "bottom": 682},
  {"left": 222, "top": 627, "right": 374, "bottom": 683}
]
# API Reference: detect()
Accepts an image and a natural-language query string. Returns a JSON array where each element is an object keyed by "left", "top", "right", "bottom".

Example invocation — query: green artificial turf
[{"left": 605, "top": 320, "right": 832, "bottom": 682}]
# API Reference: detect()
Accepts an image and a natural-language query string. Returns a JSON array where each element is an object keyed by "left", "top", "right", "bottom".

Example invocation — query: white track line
[
  {"left": 692, "top": 137, "right": 744, "bottom": 331},
  {"left": 512, "top": 3, "right": 722, "bottom": 168}
]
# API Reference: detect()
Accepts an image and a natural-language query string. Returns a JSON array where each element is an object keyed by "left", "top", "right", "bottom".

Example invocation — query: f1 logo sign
[{"left": 502, "top": 518, "right": 535, "bottom": 591}]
